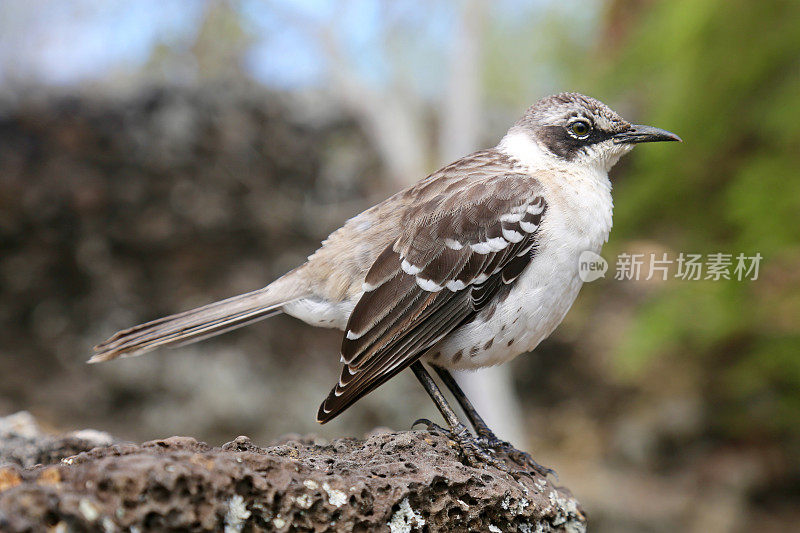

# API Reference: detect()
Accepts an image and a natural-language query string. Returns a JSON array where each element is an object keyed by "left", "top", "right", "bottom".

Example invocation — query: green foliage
[{"left": 595, "top": 0, "right": 800, "bottom": 442}]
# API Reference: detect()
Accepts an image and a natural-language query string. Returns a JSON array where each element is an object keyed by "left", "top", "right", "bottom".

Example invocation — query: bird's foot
[
  {"left": 413, "top": 418, "right": 510, "bottom": 473},
  {"left": 477, "top": 433, "right": 556, "bottom": 478}
]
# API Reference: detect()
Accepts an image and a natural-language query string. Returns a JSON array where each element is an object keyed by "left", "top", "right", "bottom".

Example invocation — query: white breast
[{"left": 426, "top": 132, "right": 614, "bottom": 370}]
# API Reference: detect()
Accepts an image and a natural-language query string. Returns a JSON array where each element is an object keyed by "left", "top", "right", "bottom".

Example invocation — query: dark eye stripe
[{"left": 538, "top": 124, "right": 616, "bottom": 161}]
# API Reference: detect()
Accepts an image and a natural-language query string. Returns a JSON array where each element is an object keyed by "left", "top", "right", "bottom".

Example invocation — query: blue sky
[
  {"left": 0, "top": 1, "right": 206, "bottom": 85},
  {"left": 0, "top": 0, "right": 599, "bottom": 91}
]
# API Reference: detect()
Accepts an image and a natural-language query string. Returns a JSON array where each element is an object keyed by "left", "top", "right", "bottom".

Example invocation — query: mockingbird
[{"left": 92, "top": 93, "right": 680, "bottom": 472}]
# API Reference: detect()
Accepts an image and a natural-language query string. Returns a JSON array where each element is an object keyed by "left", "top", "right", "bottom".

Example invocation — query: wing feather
[
  {"left": 318, "top": 171, "right": 548, "bottom": 423},
  {"left": 324, "top": 292, "right": 472, "bottom": 417}
]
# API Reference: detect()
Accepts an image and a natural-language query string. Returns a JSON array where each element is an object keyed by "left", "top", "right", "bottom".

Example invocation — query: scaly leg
[
  {"left": 432, "top": 365, "right": 554, "bottom": 477},
  {"left": 409, "top": 362, "right": 508, "bottom": 472}
]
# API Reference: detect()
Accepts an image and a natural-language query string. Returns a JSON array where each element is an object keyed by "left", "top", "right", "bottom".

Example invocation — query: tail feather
[{"left": 90, "top": 279, "right": 305, "bottom": 363}]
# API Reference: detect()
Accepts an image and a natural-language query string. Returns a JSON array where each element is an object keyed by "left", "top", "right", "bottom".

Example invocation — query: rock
[
  {"left": 0, "top": 411, "right": 119, "bottom": 469},
  {"left": 0, "top": 413, "right": 585, "bottom": 532}
]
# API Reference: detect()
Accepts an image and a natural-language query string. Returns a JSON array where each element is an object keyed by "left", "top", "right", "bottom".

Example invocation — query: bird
[{"left": 91, "top": 92, "right": 680, "bottom": 472}]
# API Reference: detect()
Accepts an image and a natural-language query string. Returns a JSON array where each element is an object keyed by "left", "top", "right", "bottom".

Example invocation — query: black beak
[{"left": 613, "top": 124, "right": 682, "bottom": 144}]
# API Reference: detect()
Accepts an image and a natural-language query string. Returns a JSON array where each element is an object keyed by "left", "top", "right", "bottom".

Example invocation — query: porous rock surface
[{"left": 0, "top": 413, "right": 585, "bottom": 532}]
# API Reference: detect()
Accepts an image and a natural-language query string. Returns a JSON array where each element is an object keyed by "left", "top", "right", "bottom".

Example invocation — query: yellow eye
[{"left": 568, "top": 120, "right": 591, "bottom": 138}]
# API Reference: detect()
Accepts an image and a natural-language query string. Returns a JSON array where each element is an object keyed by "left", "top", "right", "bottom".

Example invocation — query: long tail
[{"left": 90, "top": 275, "right": 307, "bottom": 363}]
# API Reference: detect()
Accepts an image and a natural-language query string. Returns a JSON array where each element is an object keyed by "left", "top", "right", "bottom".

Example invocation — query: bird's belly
[
  {"left": 426, "top": 269, "right": 582, "bottom": 370},
  {"left": 425, "top": 172, "right": 613, "bottom": 370},
  {"left": 425, "top": 230, "right": 599, "bottom": 371}
]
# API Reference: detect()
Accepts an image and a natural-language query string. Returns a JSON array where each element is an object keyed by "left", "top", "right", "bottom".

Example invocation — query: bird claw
[
  {"left": 413, "top": 419, "right": 553, "bottom": 477},
  {"left": 413, "top": 419, "right": 509, "bottom": 473},
  {"left": 412, "top": 418, "right": 441, "bottom": 431},
  {"left": 450, "top": 424, "right": 511, "bottom": 473},
  {"left": 477, "top": 434, "right": 556, "bottom": 479}
]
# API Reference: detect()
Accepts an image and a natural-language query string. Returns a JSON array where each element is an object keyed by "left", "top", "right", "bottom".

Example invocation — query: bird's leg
[
  {"left": 409, "top": 362, "right": 508, "bottom": 472},
  {"left": 432, "top": 365, "right": 555, "bottom": 478},
  {"left": 431, "top": 365, "right": 498, "bottom": 443}
]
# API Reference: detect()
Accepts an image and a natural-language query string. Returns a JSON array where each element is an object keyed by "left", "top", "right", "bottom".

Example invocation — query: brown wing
[{"left": 317, "top": 173, "right": 546, "bottom": 422}]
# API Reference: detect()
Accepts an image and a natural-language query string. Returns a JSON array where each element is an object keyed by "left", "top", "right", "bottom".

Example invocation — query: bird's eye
[{"left": 568, "top": 119, "right": 592, "bottom": 139}]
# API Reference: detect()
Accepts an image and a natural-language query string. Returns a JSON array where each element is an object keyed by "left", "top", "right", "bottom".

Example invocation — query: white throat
[
  {"left": 497, "top": 130, "right": 561, "bottom": 172},
  {"left": 497, "top": 128, "right": 615, "bottom": 242}
]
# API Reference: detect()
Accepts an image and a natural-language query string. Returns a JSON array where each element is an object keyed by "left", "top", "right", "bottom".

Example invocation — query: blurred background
[{"left": 1, "top": 0, "right": 798, "bottom": 530}]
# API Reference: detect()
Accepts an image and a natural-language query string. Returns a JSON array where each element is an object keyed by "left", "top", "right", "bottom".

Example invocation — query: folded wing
[{"left": 317, "top": 173, "right": 547, "bottom": 422}]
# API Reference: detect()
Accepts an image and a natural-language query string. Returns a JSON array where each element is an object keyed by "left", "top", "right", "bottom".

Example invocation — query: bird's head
[{"left": 502, "top": 92, "right": 681, "bottom": 173}]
